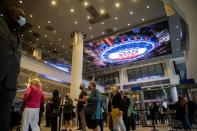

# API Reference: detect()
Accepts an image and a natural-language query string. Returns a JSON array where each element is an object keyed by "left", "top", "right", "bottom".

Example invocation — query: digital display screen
[
  {"left": 44, "top": 61, "right": 71, "bottom": 73},
  {"left": 85, "top": 20, "right": 171, "bottom": 67}
]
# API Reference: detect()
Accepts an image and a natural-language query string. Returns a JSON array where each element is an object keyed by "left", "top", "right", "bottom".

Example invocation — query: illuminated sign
[{"left": 101, "top": 41, "right": 155, "bottom": 64}]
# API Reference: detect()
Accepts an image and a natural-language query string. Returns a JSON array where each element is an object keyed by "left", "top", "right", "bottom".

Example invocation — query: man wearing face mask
[
  {"left": 74, "top": 83, "right": 88, "bottom": 131},
  {"left": 0, "top": 7, "right": 26, "bottom": 131}
]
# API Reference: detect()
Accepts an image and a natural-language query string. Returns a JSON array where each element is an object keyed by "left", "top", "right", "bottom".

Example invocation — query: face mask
[{"left": 17, "top": 16, "right": 26, "bottom": 26}]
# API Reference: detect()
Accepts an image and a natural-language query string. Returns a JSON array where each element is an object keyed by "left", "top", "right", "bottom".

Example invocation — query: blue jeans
[{"left": 182, "top": 113, "right": 191, "bottom": 130}]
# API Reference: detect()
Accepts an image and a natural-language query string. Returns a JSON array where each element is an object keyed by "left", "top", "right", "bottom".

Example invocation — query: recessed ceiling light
[
  {"left": 127, "top": 23, "right": 130, "bottom": 26},
  {"left": 21, "top": 34, "right": 24, "bottom": 37},
  {"left": 87, "top": 16, "right": 90, "bottom": 19},
  {"left": 48, "top": 51, "right": 50, "bottom": 53},
  {"left": 30, "top": 14, "right": 33, "bottom": 18},
  {"left": 176, "top": 25, "right": 179, "bottom": 28},
  {"left": 37, "top": 26, "right": 41, "bottom": 29},
  {"left": 100, "top": 9, "right": 105, "bottom": 14},
  {"left": 54, "top": 49, "right": 57, "bottom": 51},
  {"left": 51, "top": 1, "right": 56, "bottom": 6},
  {"left": 70, "top": 8, "right": 74, "bottom": 13},
  {"left": 84, "top": 1, "right": 88, "bottom": 6},
  {"left": 44, "top": 34, "right": 47, "bottom": 38},
  {"left": 90, "top": 35, "right": 94, "bottom": 38},
  {"left": 50, "top": 42, "right": 53, "bottom": 45},
  {"left": 42, "top": 45, "right": 45, "bottom": 48},
  {"left": 130, "top": 11, "right": 133, "bottom": 15},
  {"left": 102, "top": 32, "right": 105, "bottom": 34},
  {"left": 29, "top": 30, "right": 32, "bottom": 33},
  {"left": 53, "top": 30, "right": 56, "bottom": 33},
  {"left": 141, "top": 18, "right": 145, "bottom": 21},
  {"left": 36, "top": 38, "right": 39, "bottom": 41},
  {"left": 48, "top": 21, "right": 51, "bottom": 24},
  {"left": 132, "top": 0, "right": 137, "bottom": 2},
  {"left": 114, "top": 27, "right": 117, "bottom": 30},
  {"left": 19, "top": 0, "right": 23, "bottom": 4},
  {"left": 146, "top": 5, "right": 150, "bottom": 9},
  {"left": 101, "top": 22, "right": 104, "bottom": 25},
  {"left": 58, "top": 38, "right": 61, "bottom": 41},
  {"left": 74, "top": 21, "right": 78, "bottom": 24},
  {"left": 30, "top": 41, "right": 32, "bottom": 43},
  {"left": 115, "top": 3, "right": 120, "bottom": 8},
  {"left": 89, "top": 26, "right": 92, "bottom": 30},
  {"left": 114, "top": 17, "right": 118, "bottom": 20},
  {"left": 62, "top": 45, "right": 65, "bottom": 48},
  {"left": 0, "top": 14, "right": 3, "bottom": 17},
  {"left": 176, "top": 38, "right": 179, "bottom": 41}
]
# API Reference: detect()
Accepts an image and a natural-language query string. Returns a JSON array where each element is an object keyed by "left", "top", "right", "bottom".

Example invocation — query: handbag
[{"left": 84, "top": 102, "right": 97, "bottom": 115}]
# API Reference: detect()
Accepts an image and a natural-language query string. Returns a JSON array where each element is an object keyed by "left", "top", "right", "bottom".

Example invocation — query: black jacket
[
  {"left": 108, "top": 93, "right": 124, "bottom": 112},
  {"left": 0, "top": 18, "right": 21, "bottom": 90}
]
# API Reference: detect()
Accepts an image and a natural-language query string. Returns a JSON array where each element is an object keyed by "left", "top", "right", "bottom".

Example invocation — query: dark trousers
[
  {"left": 123, "top": 113, "right": 130, "bottom": 131},
  {"left": 130, "top": 114, "right": 136, "bottom": 130},
  {"left": 0, "top": 90, "right": 16, "bottom": 131},
  {"left": 78, "top": 114, "right": 81, "bottom": 128},
  {"left": 46, "top": 114, "right": 51, "bottom": 127}
]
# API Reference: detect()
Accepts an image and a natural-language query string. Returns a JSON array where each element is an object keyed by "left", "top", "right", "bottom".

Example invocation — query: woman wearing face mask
[
  {"left": 109, "top": 86, "right": 126, "bottom": 131},
  {"left": 21, "top": 78, "right": 45, "bottom": 131},
  {"left": 85, "top": 81, "right": 103, "bottom": 131}
]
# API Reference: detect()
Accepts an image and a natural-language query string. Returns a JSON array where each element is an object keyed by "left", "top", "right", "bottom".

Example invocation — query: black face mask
[
  {"left": 65, "top": 95, "right": 69, "bottom": 99},
  {"left": 80, "top": 87, "right": 83, "bottom": 90}
]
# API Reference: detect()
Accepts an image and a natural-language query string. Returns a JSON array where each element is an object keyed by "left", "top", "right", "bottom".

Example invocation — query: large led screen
[{"left": 85, "top": 20, "right": 171, "bottom": 67}]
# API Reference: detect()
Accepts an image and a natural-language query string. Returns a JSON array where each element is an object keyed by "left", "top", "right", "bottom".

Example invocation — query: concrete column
[
  {"left": 140, "top": 91, "right": 148, "bottom": 126},
  {"left": 170, "top": 86, "right": 178, "bottom": 102},
  {"left": 119, "top": 68, "right": 125, "bottom": 90},
  {"left": 33, "top": 48, "right": 42, "bottom": 60},
  {"left": 70, "top": 32, "right": 85, "bottom": 105}
]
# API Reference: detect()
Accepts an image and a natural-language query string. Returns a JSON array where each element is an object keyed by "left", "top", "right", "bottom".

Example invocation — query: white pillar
[
  {"left": 70, "top": 32, "right": 84, "bottom": 105},
  {"left": 119, "top": 68, "right": 125, "bottom": 90},
  {"left": 170, "top": 86, "right": 178, "bottom": 102}
]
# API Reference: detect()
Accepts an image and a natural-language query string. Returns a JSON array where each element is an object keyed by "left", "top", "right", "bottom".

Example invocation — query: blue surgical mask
[{"left": 17, "top": 16, "right": 26, "bottom": 26}]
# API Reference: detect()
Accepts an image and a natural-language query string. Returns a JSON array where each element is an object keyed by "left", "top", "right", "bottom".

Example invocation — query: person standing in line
[
  {"left": 74, "top": 83, "right": 88, "bottom": 131},
  {"left": 110, "top": 86, "right": 126, "bottom": 131},
  {"left": 63, "top": 93, "right": 74, "bottom": 131},
  {"left": 122, "top": 93, "right": 131, "bottom": 131},
  {"left": 45, "top": 101, "right": 52, "bottom": 127},
  {"left": 0, "top": 7, "right": 26, "bottom": 131},
  {"left": 85, "top": 81, "right": 103, "bottom": 131},
  {"left": 127, "top": 100, "right": 137, "bottom": 131},
  {"left": 21, "top": 78, "right": 45, "bottom": 131}
]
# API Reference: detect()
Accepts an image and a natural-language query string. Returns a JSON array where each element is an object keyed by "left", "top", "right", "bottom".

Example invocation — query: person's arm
[
  {"left": 24, "top": 87, "right": 31, "bottom": 101},
  {"left": 41, "top": 91, "right": 46, "bottom": 103}
]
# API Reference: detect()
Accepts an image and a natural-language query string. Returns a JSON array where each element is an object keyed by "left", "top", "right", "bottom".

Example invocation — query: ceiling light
[
  {"left": 130, "top": 11, "right": 133, "bottom": 15},
  {"left": 58, "top": 38, "right": 61, "bottom": 41},
  {"left": 146, "top": 5, "right": 150, "bottom": 8},
  {"left": 0, "top": 14, "right": 3, "bottom": 17},
  {"left": 48, "top": 51, "right": 50, "bottom": 53},
  {"left": 132, "top": 0, "right": 137, "bottom": 2},
  {"left": 102, "top": 32, "right": 105, "bottom": 34},
  {"left": 48, "top": 21, "right": 51, "bottom": 24},
  {"left": 101, "top": 22, "right": 104, "bottom": 25},
  {"left": 54, "top": 49, "right": 57, "bottom": 51},
  {"left": 36, "top": 38, "right": 39, "bottom": 41},
  {"left": 30, "top": 42, "right": 32, "bottom": 44},
  {"left": 141, "top": 18, "right": 145, "bottom": 21},
  {"left": 19, "top": 0, "right": 23, "bottom": 4},
  {"left": 84, "top": 1, "right": 88, "bottom": 6},
  {"left": 50, "top": 42, "right": 53, "bottom": 45},
  {"left": 21, "top": 34, "right": 24, "bottom": 37},
  {"left": 176, "top": 25, "right": 179, "bottom": 28},
  {"left": 30, "top": 14, "right": 33, "bottom": 18},
  {"left": 114, "top": 17, "right": 118, "bottom": 20},
  {"left": 115, "top": 3, "right": 120, "bottom": 8},
  {"left": 53, "top": 30, "right": 56, "bottom": 33},
  {"left": 74, "top": 21, "right": 78, "bottom": 24},
  {"left": 89, "top": 26, "right": 92, "bottom": 30},
  {"left": 87, "top": 16, "right": 90, "bottom": 19},
  {"left": 29, "top": 30, "right": 32, "bottom": 33},
  {"left": 62, "top": 45, "right": 65, "bottom": 48},
  {"left": 70, "top": 9, "right": 74, "bottom": 13},
  {"left": 44, "top": 34, "right": 47, "bottom": 38},
  {"left": 91, "top": 35, "right": 94, "bottom": 38},
  {"left": 51, "top": 1, "right": 56, "bottom": 6},
  {"left": 100, "top": 9, "right": 105, "bottom": 14},
  {"left": 114, "top": 27, "right": 117, "bottom": 31},
  {"left": 127, "top": 23, "right": 130, "bottom": 26},
  {"left": 42, "top": 45, "right": 45, "bottom": 48},
  {"left": 176, "top": 38, "right": 179, "bottom": 41},
  {"left": 37, "top": 26, "right": 41, "bottom": 29}
]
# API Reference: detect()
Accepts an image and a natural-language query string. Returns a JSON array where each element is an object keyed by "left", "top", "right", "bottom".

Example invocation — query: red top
[{"left": 24, "top": 84, "right": 45, "bottom": 108}]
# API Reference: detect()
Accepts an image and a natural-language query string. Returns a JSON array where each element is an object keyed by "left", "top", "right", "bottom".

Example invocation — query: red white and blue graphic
[{"left": 85, "top": 20, "right": 171, "bottom": 67}]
